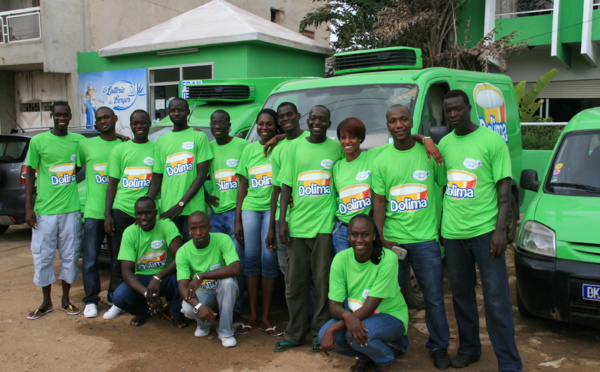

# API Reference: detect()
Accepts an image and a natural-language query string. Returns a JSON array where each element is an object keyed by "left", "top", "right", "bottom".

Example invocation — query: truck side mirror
[
  {"left": 520, "top": 169, "right": 540, "bottom": 192},
  {"left": 429, "top": 126, "right": 448, "bottom": 144}
]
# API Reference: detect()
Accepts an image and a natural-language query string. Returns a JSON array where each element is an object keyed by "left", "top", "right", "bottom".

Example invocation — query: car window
[{"left": 0, "top": 136, "right": 28, "bottom": 163}]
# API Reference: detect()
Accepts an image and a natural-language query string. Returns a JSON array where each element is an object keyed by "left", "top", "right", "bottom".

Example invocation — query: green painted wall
[
  {"left": 496, "top": 14, "right": 553, "bottom": 45},
  {"left": 457, "top": 1, "right": 485, "bottom": 48},
  {"left": 78, "top": 41, "right": 326, "bottom": 78},
  {"left": 521, "top": 150, "right": 552, "bottom": 213}
]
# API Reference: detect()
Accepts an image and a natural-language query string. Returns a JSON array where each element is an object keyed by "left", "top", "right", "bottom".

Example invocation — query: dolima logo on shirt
[
  {"left": 249, "top": 165, "right": 272, "bottom": 189},
  {"left": 137, "top": 250, "right": 167, "bottom": 271},
  {"left": 297, "top": 170, "right": 331, "bottom": 197},
  {"left": 338, "top": 184, "right": 371, "bottom": 214},
  {"left": 49, "top": 163, "right": 76, "bottom": 186},
  {"left": 389, "top": 184, "right": 428, "bottom": 212},
  {"left": 215, "top": 170, "right": 238, "bottom": 192},
  {"left": 348, "top": 289, "right": 379, "bottom": 315},
  {"left": 122, "top": 167, "right": 152, "bottom": 189},
  {"left": 446, "top": 170, "right": 477, "bottom": 199},
  {"left": 166, "top": 152, "right": 194, "bottom": 176},
  {"left": 93, "top": 163, "right": 108, "bottom": 184}
]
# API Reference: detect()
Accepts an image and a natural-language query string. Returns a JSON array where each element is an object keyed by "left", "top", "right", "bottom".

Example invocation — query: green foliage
[
  {"left": 521, "top": 121, "right": 564, "bottom": 150},
  {"left": 515, "top": 69, "right": 559, "bottom": 122}
]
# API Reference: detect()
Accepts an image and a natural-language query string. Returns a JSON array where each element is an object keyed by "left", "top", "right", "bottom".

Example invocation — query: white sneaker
[
  {"left": 194, "top": 325, "right": 210, "bottom": 337},
  {"left": 218, "top": 334, "right": 237, "bottom": 348},
  {"left": 103, "top": 305, "right": 123, "bottom": 320},
  {"left": 84, "top": 303, "right": 98, "bottom": 318}
]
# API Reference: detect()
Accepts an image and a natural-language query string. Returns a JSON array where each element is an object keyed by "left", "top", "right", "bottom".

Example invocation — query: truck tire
[
  {"left": 403, "top": 266, "right": 425, "bottom": 310},
  {"left": 506, "top": 193, "right": 518, "bottom": 244},
  {"left": 0, "top": 225, "right": 9, "bottom": 235}
]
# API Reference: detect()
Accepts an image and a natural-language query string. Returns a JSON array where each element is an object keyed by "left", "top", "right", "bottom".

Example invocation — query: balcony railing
[{"left": 0, "top": 7, "right": 41, "bottom": 44}]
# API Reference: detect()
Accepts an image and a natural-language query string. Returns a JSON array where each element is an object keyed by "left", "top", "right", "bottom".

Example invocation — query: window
[
  {"left": 271, "top": 8, "right": 284, "bottom": 24},
  {"left": 148, "top": 64, "right": 213, "bottom": 122},
  {"left": 536, "top": 98, "right": 600, "bottom": 123},
  {"left": 419, "top": 82, "right": 450, "bottom": 136}
]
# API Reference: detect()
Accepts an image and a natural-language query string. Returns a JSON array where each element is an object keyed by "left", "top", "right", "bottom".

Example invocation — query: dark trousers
[{"left": 108, "top": 209, "right": 135, "bottom": 302}]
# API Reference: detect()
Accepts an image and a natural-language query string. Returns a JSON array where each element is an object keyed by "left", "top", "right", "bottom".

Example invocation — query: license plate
[{"left": 582, "top": 284, "right": 600, "bottom": 301}]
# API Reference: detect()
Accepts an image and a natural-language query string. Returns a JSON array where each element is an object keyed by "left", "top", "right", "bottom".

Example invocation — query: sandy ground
[{"left": 1, "top": 224, "right": 600, "bottom": 372}]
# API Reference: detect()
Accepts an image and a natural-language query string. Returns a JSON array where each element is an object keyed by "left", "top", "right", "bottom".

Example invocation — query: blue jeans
[
  {"left": 82, "top": 218, "right": 109, "bottom": 305},
  {"left": 108, "top": 209, "right": 135, "bottom": 302},
  {"left": 445, "top": 231, "right": 522, "bottom": 372},
  {"left": 210, "top": 209, "right": 244, "bottom": 314},
  {"left": 172, "top": 215, "right": 191, "bottom": 242},
  {"left": 242, "top": 210, "right": 278, "bottom": 278},
  {"left": 181, "top": 277, "right": 238, "bottom": 338},
  {"left": 112, "top": 273, "right": 183, "bottom": 318},
  {"left": 332, "top": 220, "right": 350, "bottom": 254},
  {"left": 398, "top": 240, "right": 450, "bottom": 351},
  {"left": 319, "top": 314, "right": 408, "bottom": 367}
]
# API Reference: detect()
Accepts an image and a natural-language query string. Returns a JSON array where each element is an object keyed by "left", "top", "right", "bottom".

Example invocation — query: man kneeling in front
[{"left": 178, "top": 211, "right": 241, "bottom": 347}]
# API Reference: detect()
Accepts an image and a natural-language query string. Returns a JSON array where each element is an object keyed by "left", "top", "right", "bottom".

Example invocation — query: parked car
[
  {"left": 516, "top": 107, "right": 600, "bottom": 328},
  {"left": 0, "top": 128, "right": 120, "bottom": 263}
]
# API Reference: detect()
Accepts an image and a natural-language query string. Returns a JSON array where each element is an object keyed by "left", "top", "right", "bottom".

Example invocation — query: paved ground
[{"left": 1, "top": 224, "right": 599, "bottom": 371}]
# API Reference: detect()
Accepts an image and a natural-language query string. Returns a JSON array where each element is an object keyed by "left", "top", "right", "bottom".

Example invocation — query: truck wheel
[
  {"left": 506, "top": 193, "right": 518, "bottom": 244},
  {"left": 516, "top": 286, "right": 532, "bottom": 317},
  {"left": 0, "top": 225, "right": 9, "bottom": 235},
  {"left": 403, "top": 266, "right": 425, "bottom": 310}
]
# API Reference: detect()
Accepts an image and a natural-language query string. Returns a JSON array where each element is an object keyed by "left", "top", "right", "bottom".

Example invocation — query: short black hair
[
  {"left": 51, "top": 101, "right": 71, "bottom": 114},
  {"left": 130, "top": 109, "right": 150, "bottom": 123},
  {"left": 277, "top": 102, "right": 298, "bottom": 114},
  {"left": 211, "top": 109, "right": 230, "bottom": 122},
  {"left": 444, "top": 90, "right": 470, "bottom": 106},
  {"left": 310, "top": 105, "right": 331, "bottom": 120},
  {"left": 95, "top": 106, "right": 115, "bottom": 117},
  {"left": 135, "top": 196, "right": 156, "bottom": 209},
  {"left": 169, "top": 97, "right": 190, "bottom": 111}
]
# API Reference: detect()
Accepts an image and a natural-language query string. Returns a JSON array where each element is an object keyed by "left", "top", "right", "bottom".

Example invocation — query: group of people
[{"left": 24, "top": 89, "right": 522, "bottom": 371}]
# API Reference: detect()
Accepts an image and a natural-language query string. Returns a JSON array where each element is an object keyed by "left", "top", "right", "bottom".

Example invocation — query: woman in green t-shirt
[
  {"left": 319, "top": 214, "right": 409, "bottom": 372},
  {"left": 234, "top": 109, "right": 284, "bottom": 336}
]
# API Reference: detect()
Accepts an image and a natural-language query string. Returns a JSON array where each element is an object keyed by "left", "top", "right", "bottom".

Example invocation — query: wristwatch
[
  {"left": 193, "top": 302, "right": 203, "bottom": 313},
  {"left": 422, "top": 136, "right": 432, "bottom": 142},
  {"left": 178, "top": 201, "right": 185, "bottom": 207}
]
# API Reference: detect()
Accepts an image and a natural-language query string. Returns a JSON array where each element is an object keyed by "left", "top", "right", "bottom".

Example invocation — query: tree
[{"left": 301, "top": 0, "right": 527, "bottom": 72}]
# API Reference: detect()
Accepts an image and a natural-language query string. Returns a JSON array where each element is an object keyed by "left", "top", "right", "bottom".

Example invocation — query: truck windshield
[
  {"left": 248, "top": 84, "right": 419, "bottom": 149},
  {"left": 546, "top": 129, "right": 600, "bottom": 196}
]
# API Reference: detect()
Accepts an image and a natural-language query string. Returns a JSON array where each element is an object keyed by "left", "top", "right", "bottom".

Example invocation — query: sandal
[
  {"left": 61, "top": 304, "right": 81, "bottom": 315},
  {"left": 236, "top": 323, "right": 256, "bottom": 335},
  {"left": 130, "top": 314, "right": 149, "bottom": 327},
  {"left": 259, "top": 325, "right": 284, "bottom": 337},
  {"left": 26, "top": 307, "right": 54, "bottom": 320},
  {"left": 349, "top": 360, "right": 369, "bottom": 372},
  {"left": 311, "top": 341, "right": 322, "bottom": 352},
  {"left": 162, "top": 312, "right": 189, "bottom": 329},
  {"left": 273, "top": 340, "right": 301, "bottom": 352}
]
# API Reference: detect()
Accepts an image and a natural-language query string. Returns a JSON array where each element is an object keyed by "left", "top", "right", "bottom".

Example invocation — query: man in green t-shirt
[
  {"left": 104, "top": 109, "right": 156, "bottom": 320},
  {"left": 266, "top": 102, "right": 308, "bottom": 277},
  {"left": 25, "top": 101, "right": 84, "bottom": 320},
  {"left": 112, "top": 197, "right": 185, "bottom": 328},
  {"left": 206, "top": 109, "right": 248, "bottom": 319},
  {"left": 275, "top": 105, "right": 344, "bottom": 352},
  {"left": 148, "top": 98, "right": 213, "bottom": 241},
  {"left": 178, "top": 212, "right": 241, "bottom": 348},
  {"left": 78, "top": 107, "right": 123, "bottom": 318},
  {"left": 440, "top": 90, "right": 521, "bottom": 371},
  {"left": 372, "top": 105, "right": 451, "bottom": 370}
]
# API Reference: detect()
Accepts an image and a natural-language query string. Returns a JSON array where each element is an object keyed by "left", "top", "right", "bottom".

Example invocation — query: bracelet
[
  {"left": 153, "top": 275, "right": 162, "bottom": 282},
  {"left": 422, "top": 136, "right": 432, "bottom": 142},
  {"left": 144, "top": 291, "right": 148, "bottom": 297}
]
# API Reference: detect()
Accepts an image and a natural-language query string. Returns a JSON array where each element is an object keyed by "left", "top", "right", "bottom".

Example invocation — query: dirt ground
[{"left": 1, "top": 224, "right": 599, "bottom": 372}]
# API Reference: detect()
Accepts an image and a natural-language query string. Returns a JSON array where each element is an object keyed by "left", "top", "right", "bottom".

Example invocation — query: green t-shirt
[
  {"left": 25, "top": 131, "right": 85, "bottom": 215},
  {"left": 77, "top": 136, "right": 121, "bottom": 219},
  {"left": 106, "top": 140, "right": 156, "bottom": 217},
  {"left": 372, "top": 143, "right": 443, "bottom": 244},
  {"left": 153, "top": 128, "right": 213, "bottom": 215},
  {"left": 332, "top": 150, "right": 379, "bottom": 223},
  {"left": 329, "top": 248, "right": 408, "bottom": 333},
  {"left": 438, "top": 126, "right": 512, "bottom": 239},
  {"left": 175, "top": 232, "right": 240, "bottom": 281},
  {"left": 271, "top": 131, "right": 310, "bottom": 220},
  {"left": 208, "top": 137, "right": 249, "bottom": 214},
  {"left": 237, "top": 141, "right": 273, "bottom": 211},
  {"left": 278, "top": 137, "right": 344, "bottom": 238},
  {"left": 118, "top": 218, "right": 181, "bottom": 275}
]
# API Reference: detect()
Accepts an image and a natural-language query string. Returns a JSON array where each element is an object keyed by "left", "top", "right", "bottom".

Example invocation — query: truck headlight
[{"left": 517, "top": 220, "right": 556, "bottom": 257}]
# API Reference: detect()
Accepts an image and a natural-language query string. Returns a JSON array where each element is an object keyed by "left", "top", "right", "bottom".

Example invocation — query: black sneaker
[
  {"left": 431, "top": 348, "right": 451, "bottom": 370},
  {"left": 450, "top": 353, "right": 481, "bottom": 368}
]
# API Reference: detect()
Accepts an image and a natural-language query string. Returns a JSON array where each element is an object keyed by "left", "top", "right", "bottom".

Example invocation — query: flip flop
[
  {"left": 162, "top": 312, "right": 190, "bottom": 329},
  {"left": 273, "top": 340, "right": 302, "bottom": 352},
  {"left": 130, "top": 314, "right": 149, "bottom": 327},
  {"left": 26, "top": 307, "right": 54, "bottom": 320},
  {"left": 236, "top": 323, "right": 255, "bottom": 335},
  {"left": 259, "top": 326, "right": 284, "bottom": 337},
  {"left": 311, "top": 341, "right": 323, "bottom": 352},
  {"left": 61, "top": 304, "right": 81, "bottom": 316}
]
